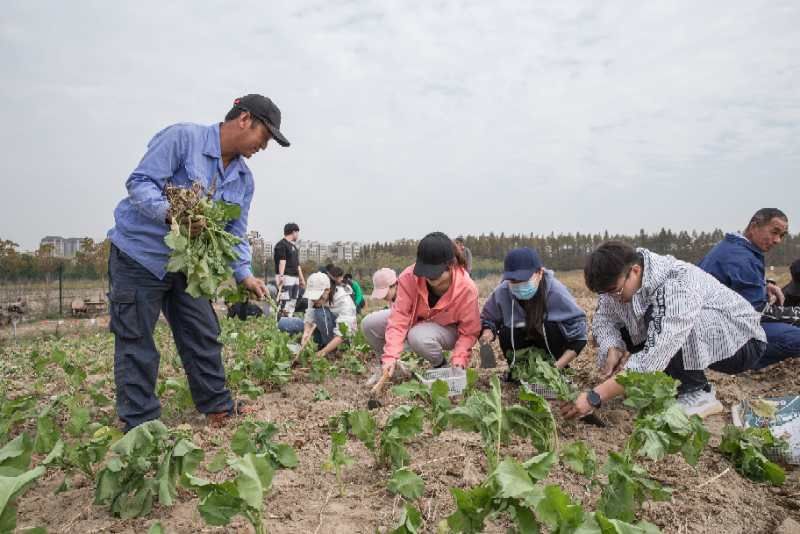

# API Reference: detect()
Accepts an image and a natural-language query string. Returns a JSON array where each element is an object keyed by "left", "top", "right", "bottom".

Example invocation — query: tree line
[
  {"left": 359, "top": 228, "right": 800, "bottom": 279},
  {"left": 2, "top": 228, "right": 798, "bottom": 284}
]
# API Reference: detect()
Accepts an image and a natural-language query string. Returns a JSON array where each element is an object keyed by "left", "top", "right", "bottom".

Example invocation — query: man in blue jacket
[
  {"left": 699, "top": 208, "right": 799, "bottom": 369},
  {"left": 107, "top": 94, "right": 289, "bottom": 431}
]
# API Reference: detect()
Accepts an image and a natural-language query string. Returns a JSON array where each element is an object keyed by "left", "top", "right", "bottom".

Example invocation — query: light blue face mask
[{"left": 510, "top": 280, "right": 538, "bottom": 300}]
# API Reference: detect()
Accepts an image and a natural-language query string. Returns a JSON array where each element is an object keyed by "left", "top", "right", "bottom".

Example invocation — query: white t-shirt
[{"left": 304, "top": 286, "right": 357, "bottom": 337}]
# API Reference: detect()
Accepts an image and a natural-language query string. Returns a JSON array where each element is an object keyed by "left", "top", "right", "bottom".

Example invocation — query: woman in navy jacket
[{"left": 480, "top": 248, "right": 588, "bottom": 371}]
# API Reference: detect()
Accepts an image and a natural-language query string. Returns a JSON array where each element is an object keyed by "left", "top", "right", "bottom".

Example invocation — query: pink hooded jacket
[{"left": 382, "top": 264, "right": 481, "bottom": 367}]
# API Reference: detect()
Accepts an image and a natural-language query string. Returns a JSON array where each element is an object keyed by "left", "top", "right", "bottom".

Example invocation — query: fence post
[{"left": 58, "top": 264, "right": 63, "bottom": 317}]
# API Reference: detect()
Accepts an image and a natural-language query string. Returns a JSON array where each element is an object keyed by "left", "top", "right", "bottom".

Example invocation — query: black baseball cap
[
  {"left": 414, "top": 232, "right": 455, "bottom": 279},
  {"left": 232, "top": 94, "right": 290, "bottom": 147},
  {"left": 502, "top": 247, "right": 543, "bottom": 281}
]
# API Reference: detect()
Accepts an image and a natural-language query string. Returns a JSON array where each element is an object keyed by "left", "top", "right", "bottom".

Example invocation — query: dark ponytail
[
  {"left": 452, "top": 242, "right": 468, "bottom": 269},
  {"left": 326, "top": 265, "right": 344, "bottom": 305}
]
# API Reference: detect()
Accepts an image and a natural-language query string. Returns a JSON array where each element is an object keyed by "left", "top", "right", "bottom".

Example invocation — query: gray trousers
[{"left": 360, "top": 309, "right": 458, "bottom": 367}]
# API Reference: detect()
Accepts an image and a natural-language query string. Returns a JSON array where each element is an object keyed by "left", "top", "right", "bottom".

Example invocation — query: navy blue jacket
[
  {"left": 698, "top": 233, "right": 766, "bottom": 310},
  {"left": 481, "top": 270, "right": 588, "bottom": 343}
]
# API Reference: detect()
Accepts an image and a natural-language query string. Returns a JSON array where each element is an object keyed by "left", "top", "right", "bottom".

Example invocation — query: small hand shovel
[
  {"left": 479, "top": 342, "right": 496, "bottom": 369},
  {"left": 367, "top": 369, "right": 392, "bottom": 410}
]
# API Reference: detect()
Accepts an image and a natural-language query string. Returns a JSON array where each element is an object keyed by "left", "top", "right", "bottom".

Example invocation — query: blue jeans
[
  {"left": 278, "top": 308, "right": 338, "bottom": 348},
  {"left": 754, "top": 321, "right": 800, "bottom": 369},
  {"left": 108, "top": 245, "right": 233, "bottom": 430}
]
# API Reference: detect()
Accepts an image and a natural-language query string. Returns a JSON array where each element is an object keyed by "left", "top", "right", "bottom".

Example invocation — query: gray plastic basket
[
  {"left": 420, "top": 367, "right": 467, "bottom": 396},
  {"left": 521, "top": 380, "right": 560, "bottom": 400}
]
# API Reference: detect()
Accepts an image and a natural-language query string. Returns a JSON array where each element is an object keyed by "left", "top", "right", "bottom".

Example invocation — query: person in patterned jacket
[{"left": 561, "top": 241, "right": 766, "bottom": 420}]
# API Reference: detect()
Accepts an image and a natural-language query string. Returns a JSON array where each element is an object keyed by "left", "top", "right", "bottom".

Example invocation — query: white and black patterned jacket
[{"left": 593, "top": 248, "right": 766, "bottom": 372}]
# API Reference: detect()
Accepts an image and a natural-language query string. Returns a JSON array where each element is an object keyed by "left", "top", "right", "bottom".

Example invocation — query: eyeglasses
[{"left": 603, "top": 267, "right": 633, "bottom": 300}]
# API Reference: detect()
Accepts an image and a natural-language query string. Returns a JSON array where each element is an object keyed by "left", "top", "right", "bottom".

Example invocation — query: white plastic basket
[{"left": 420, "top": 367, "right": 467, "bottom": 396}]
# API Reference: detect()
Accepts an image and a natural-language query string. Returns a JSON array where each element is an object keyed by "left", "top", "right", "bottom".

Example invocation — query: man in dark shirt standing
[{"left": 274, "top": 223, "right": 305, "bottom": 316}]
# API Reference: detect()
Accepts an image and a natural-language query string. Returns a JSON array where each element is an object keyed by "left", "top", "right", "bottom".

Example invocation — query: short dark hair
[
  {"left": 747, "top": 208, "right": 788, "bottom": 229},
  {"left": 343, "top": 273, "right": 353, "bottom": 281},
  {"left": 224, "top": 107, "right": 264, "bottom": 129},
  {"left": 327, "top": 265, "right": 344, "bottom": 278},
  {"left": 284, "top": 223, "right": 299, "bottom": 235},
  {"left": 584, "top": 241, "right": 642, "bottom": 293},
  {"left": 224, "top": 107, "right": 245, "bottom": 122}
]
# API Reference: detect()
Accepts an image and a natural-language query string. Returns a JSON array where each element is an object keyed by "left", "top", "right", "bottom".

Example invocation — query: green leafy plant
[
  {"left": 0, "top": 434, "right": 46, "bottom": 532},
  {"left": 163, "top": 183, "right": 243, "bottom": 299},
  {"left": 443, "top": 453, "right": 660, "bottom": 534},
  {"left": 156, "top": 377, "right": 195, "bottom": 417},
  {"left": 43, "top": 425, "right": 121, "bottom": 490},
  {"left": 186, "top": 452, "right": 274, "bottom": 534},
  {"left": 323, "top": 413, "right": 359, "bottom": 494},
  {"left": 719, "top": 425, "right": 787, "bottom": 485},
  {"left": 617, "top": 372, "right": 709, "bottom": 466},
  {"left": 387, "top": 467, "right": 424, "bottom": 500},
  {"left": 448, "top": 376, "right": 556, "bottom": 469},
  {"left": 339, "top": 353, "right": 366, "bottom": 375},
  {"left": 230, "top": 421, "right": 298, "bottom": 469},
  {"left": 392, "top": 378, "right": 452, "bottom": 434},
  {"left": 560, "top": 441, "right": 597, "bottom": 480},
  {"left": 379, "top": 406, "right": 425, "bottom": 469},
  {"left": 391, "top": 503, "right": 423, "bottom": 534},
  {"left": 313, "top": 388, "right": 332, "bottom": 402},
  {"left": 323, "top": 410, "right": 379, "bottom": 494},
  {"left": 0, "top": 393, "right": 37, "bottom": 442},
  {"left": 510, "top": 347, "right": 577, "bottom": 401},
  {"left": 94, "top": 420, "right": 203, "bottom": 518},
  {"left": 310, "top": 356, "right": 339, "bottom": 383},
  {"left": 597, "top": 451, "right": 671, "bottom": 522}
]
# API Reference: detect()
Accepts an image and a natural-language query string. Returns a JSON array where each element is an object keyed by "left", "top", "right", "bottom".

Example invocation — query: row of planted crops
[{"left": 0, "top": 316, "right": 789, "bottom": 533}]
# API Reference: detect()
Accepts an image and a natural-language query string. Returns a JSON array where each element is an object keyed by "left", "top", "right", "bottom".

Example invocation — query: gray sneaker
[{"left": 677, "top": 387, "right": 723, "bottom": 418}]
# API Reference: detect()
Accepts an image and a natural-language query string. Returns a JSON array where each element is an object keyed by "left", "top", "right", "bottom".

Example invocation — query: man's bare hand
[
  {"left": 560, "top": 392, "right": 594, "bottom": 419},
  {"left": 242, "top": 276, "right": 267, "bottom": 299},
  {"left": 767, "top": 283, "right": 785, "bottom": 306},
  {"left": 600, "top": 347, "right": 629, "bottom": 380}
]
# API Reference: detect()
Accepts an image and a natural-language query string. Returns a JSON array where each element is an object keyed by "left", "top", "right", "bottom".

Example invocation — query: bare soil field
[{"left": 2, "top": 268, "right": 799, "bottom": 534}]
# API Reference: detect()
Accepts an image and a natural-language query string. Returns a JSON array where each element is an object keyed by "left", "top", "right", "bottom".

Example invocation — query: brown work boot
[{"left": 206, "top": 399, "right": 258, "bottom": 427}]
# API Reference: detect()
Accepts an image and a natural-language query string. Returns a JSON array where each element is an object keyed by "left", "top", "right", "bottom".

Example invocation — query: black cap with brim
[
  {"left": 232, "top": 94, "right": 291, "bottom": 147},
  {"left": 414, "top": 262, "right": 448, "bottom": 279},
  {"left": 502, "top": 268, "right": 536, "bottom": 282},
  {"left": 263, "top": 121, "right": 290, "bottom": 147}
]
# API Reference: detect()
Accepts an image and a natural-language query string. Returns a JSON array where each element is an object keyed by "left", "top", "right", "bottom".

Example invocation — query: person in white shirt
[
  {"left": 291, "top": 271, "right": 357, "bottom": 357},
  {"left": 562, "top": 241, "right": 766, "bottom": 420}
]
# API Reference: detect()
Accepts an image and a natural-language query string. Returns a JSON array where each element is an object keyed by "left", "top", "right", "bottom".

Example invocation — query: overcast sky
[{"left": 1, "top": 1, "right": 799, "bottom": 251}]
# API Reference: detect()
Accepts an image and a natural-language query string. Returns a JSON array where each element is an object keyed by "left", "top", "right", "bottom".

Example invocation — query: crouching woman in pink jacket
[{"left": 362, "top": 232, "right": 481, "bottom": 380}]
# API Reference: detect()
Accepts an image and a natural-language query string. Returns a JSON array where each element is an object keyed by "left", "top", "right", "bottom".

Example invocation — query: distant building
[
  {"left": 39, "top": 236, "right": 91, "bottom": 258},
  {"left": 40, "top": 236, "right": 65, "bottom": 257},
  {"left": 328, "top": 241, "right": 363, "bottom": 262},
  {"left": 247, "top": 231, "right": 266, "bottom": 258},
  {"left": 297, "top": 240, "right": 324, "bottom": 263},
  {"left": 63, "top": 238, "right": 85, "bottom": 258}
]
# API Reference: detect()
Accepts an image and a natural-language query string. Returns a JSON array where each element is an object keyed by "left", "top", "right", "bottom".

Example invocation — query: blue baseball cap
[{"left": 502, "top": 248, "right": 543, "bottom": 281}]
